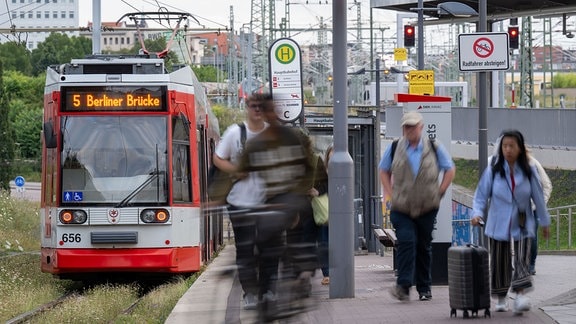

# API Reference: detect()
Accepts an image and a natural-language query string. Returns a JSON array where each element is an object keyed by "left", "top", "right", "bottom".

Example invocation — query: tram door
[{"left": 305, "top": 108, "right": 381, "bottom": 253}]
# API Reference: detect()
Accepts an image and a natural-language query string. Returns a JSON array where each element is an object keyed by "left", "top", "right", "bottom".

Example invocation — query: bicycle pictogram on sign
[
  {"left": 473, "top": 38, "right": 494, "bottom": 58},
  {"left": 458, "top": 32, "right": 509, "bottom": 71}
]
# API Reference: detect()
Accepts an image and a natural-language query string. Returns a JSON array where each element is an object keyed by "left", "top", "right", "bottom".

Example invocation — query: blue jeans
[
  {"left": 317, "top": 225, "right": 329, "bottom": 277},
  {"left": 286, "top": 199, "right": 319, "bottom": 276},
  {"left": 390, "top": 209, "right": 438, "bottom": 293},
  {"left": 228, "top": 205, "right": 258, "bottom": 296}
]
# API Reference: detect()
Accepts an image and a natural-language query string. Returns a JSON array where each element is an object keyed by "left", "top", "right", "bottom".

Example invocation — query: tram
[{"left": 39, "top": 54, "right": 222, "bottom": 280}]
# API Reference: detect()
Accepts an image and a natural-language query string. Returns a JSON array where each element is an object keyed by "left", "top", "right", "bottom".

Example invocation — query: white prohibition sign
[{"left": 474, "top": 37, "right": 494, "bottom": 58}]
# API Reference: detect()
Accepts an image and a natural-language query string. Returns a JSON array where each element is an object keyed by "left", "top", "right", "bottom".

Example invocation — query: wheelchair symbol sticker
[{"left": 63, "top": 191, "right": 83, "bottom": 202}]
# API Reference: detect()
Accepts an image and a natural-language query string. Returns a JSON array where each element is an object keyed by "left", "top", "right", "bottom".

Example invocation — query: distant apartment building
[
  {"left": 80, "top": 21, "right": 145, "bottom": 53},
  {"left": 0, "top": 0, "right": 79, "bottom": 50},
  {"left": 79, "top": 23, "right": 234, "bottom": 65},
  {"left": 531, "top": 46, "right": 576, "bottom": 70},
  {"left": 190, "top": 31, "right": 232, "bottom": 67}
]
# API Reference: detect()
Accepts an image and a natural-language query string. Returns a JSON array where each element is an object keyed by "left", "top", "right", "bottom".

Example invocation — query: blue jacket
[{"left": 473, "top": 163, "right": 550, "bottom": 241}]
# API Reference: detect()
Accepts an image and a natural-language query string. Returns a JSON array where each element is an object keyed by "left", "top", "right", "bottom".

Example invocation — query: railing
[
  {"left": 542, "top": 204, "right": 576, "bottom": 251},
  {"left": 451, "top": 185, "right": 576, "bottom": 252}
]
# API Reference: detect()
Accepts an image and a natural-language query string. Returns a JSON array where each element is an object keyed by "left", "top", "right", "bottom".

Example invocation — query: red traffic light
[
  {"left": 404, "top": 25, "right": 415, "bottom": 47},
  {"left": 508, "top": 26, "right": 519, "bottom": 49}
]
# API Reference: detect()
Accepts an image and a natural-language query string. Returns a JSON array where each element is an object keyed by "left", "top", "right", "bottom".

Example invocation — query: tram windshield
[{"left": 61, "top": 116, "right": 168, "bottom": 205}]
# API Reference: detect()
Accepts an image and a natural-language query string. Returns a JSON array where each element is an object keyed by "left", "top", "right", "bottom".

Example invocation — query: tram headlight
[
  {"left": 141, "top": 209, "right": 156, "bottom": 223},
  {"left": 140, "top": 209, "right": 170, "bottom": 223},
  {"left": 59, "top": 210, "right": 88, "bottom": 224}
]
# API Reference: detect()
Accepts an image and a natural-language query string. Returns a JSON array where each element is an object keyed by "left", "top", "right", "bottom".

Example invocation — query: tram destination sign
[{"left": 61, "top": 86, "right": 167, "bottom": 112}]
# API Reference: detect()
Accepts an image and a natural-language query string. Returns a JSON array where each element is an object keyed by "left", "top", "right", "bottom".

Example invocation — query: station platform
[{"left": 166, "top": 244, "right": 576, "bottom": 324}]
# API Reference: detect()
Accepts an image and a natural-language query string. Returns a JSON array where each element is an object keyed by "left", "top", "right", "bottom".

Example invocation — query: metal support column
[
  {"left": 330, "top": 0, "right": 354, "bottom": 299},
  {"left": 519, "top": 17, "right": 534, "bottom": 108}
]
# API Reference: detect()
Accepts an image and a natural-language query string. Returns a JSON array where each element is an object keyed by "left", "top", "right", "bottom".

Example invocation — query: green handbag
[{"left": 311, "top": 193, "right": 329, "bottom": 225}]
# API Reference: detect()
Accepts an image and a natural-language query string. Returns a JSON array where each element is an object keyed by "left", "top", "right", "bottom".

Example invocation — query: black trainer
[
  {"left": 390, "top": 285, "right": 409, "bottom": 301},
  {"left": 419, "top": 291, "right": 432, "bottom": 301}
]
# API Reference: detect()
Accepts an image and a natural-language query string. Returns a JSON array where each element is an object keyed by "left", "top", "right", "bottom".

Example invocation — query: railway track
[
  {"left": 4, "top": 280, "right": 162, "bottom": 323},
  {"left": 110, "top": 296, "right": 145, "bottom": 323},
  {"left": 5, "top": 292, "right": 78, "bottom": 324}
]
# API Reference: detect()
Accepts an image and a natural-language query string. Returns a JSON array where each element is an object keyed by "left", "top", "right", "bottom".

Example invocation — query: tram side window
[{"left": 172, "top": 117, "right": 191, "bottom": 202}]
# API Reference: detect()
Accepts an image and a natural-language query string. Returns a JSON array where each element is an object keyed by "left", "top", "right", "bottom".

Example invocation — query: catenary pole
[
  {"left": 417, "top": 0, "right": 424, "bottom": 69},
  {"left": 330, "top": 0, "right": 354, "bottom": 298},
  {"left": 92, "top": 0, "right": 101, "bottom": 54},
  {"left": 478, "top": 0, "right": 488, "bottom": 177}
]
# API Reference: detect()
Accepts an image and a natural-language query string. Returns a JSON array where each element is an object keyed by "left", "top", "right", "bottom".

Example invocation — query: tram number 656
[{"left": 62, "top": 233, "right": 81, "bottom": 243}]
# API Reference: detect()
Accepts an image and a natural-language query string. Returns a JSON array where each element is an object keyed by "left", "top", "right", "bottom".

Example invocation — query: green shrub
[
  {"left": 552, "top": 73, "right": 576, "bottom": 88},
  {"left": 0, "top": 191, "right": 39, "bottom": 253},
  {"left": 211, "top": 105, "right": 245, "bottom": 135}
]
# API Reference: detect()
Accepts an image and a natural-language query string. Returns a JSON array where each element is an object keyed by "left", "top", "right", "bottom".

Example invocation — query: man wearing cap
[{"left": 379, "top": 111, "right": 456, "bottom": 302}]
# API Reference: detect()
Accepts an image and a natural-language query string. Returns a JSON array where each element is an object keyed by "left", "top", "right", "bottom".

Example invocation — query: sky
[
  {"left": 78, "top": 0, "right": 400, "bottom": 47},
  {"left": 78, "top": 0, "right": 576, "bottom": 50}
]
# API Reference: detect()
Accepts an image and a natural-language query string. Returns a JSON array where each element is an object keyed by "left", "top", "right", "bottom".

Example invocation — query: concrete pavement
[{"left": 166, "top": 244, "right": 576, "bottom": 324}]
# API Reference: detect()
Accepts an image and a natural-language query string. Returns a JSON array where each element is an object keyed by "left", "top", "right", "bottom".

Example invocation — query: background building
[{"left": 0, "top": 0, "right": 79, "bottom": 50}]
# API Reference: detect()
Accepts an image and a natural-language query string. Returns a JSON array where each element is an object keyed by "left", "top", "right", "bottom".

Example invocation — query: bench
[{"left": 373, "top": 228, "right": 397, "bottom": 248}]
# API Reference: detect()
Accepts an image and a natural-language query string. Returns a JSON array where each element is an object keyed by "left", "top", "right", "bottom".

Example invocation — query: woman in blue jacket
[{"left": 471, "top": 130, "right": 550, "bottom": 315}]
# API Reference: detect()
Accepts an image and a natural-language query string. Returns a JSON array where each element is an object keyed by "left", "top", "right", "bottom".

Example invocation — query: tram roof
[{"left": 371, "top": 0, "right": 576, "bottom": 25}]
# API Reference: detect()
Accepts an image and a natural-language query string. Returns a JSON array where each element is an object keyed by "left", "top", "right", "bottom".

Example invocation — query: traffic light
[
  {"left": 508, "top": 26, "right": 519, "bottom": 49},
  {"left": 404, "top": 25, "right": 415, "bottom": 47}
]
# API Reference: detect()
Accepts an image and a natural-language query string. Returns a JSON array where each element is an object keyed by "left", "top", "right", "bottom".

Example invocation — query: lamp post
[
  {"left": 478, "top": 0, "right": 488, "bottom": 177},
  {"left": 417, "top": 0, "right": 424, "bottom": 70},
  {"left": 379, "top": 26, "right": 389, "bottom": 58},
  {"left": 213, "top": 45, "right": 220, "bottom": 96},
  {"left": 349, "top": 59, "right": 384, "bottom": 109},
  {"left": 410, "top": 1, "right": 484, "bottom": 176},
  {"left": 396, "top": 12, "right": 418, "bottom": 94},
  {"left": 412, "top": 1, "right": 479, "bottom": 70},
  {"left": 240, "top": 24, "right": 254, "bottom": 98},
  {"left": 331, "top": 0, "right": 354, "bottom": 299}
]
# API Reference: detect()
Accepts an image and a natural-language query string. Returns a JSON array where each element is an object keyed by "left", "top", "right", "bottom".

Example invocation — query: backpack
[
  {"left": 390, "top": 138, "right": 437, "bottom": 164},
  {"left": 207, "top": 123, "right": 246, "bottom": 202}
]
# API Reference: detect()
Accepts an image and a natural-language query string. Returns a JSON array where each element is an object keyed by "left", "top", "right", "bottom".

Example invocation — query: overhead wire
[
  {"left": 0, "top": 1, "right": 50, "bottom": 43},
  {"left": 2, "top": 0, "right": 13, "bottom": 27},
  {"left": 117, "top": 0, "right": 218, "bottom": 63},
  {"left": 0, "top": 1, "right": 49, "bottom": 28},
  {"left": 138, "top": 0, "right": 226, "bottom": 29}
]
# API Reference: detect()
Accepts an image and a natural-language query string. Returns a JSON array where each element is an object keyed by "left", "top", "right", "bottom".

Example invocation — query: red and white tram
[{"left": 40, "top": 55, "right": 222, "bottom": 280}]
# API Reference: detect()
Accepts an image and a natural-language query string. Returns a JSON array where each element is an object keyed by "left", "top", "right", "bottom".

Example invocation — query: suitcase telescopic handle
[{"left": 476, "top": 220, "right": 487, "bottom": 249}]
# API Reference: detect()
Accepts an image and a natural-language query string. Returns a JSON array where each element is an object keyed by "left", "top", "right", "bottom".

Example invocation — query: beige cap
[{"left": 401, "top": 111, "right": 423, "bottom": 126}]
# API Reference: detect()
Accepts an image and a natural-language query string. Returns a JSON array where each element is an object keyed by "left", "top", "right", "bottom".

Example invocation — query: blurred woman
[
  {"left": 311, "top": 144, "right": 332, "bottom": 285},
  {"left": 471, "top": 130, "right": 550, "bottom": 314}
]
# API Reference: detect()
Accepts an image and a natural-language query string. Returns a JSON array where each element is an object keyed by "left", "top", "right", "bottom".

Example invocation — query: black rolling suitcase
[{"left": 448, "top": 245, "right": 491, "bottom": 318}]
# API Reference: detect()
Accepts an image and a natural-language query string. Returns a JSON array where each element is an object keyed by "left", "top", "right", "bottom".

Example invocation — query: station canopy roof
[{"left": 371, "top": 0, "right": 576, "bottom": 24}]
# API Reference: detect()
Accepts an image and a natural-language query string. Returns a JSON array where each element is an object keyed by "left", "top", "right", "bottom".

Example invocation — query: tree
[
  {"left": 30, "top": 33, "right": 92, "bottom": 75},
  {"left": 3, "top": 71, "right": 44, "bottom": 113},
  {"left": 12, "top": 101, "right": 42, "bottom": 159},
  {"left": 0, "top": 42, "right": 33, "bottom": 75},
  {"left": 211, "top": 104, "right": 244, "bottom": 135},
  {"left": 192, "top": 65, "right": 220, "bottom": 82},
  {"left": 3, "top": 71, "right": 44, "bottom": 160},
  {"left": 0, "top": 61, "right": 15, "bottom": 191}
]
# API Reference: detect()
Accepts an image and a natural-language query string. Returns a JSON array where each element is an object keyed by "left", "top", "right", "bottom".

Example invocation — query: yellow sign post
[
  {"left": 408, "top": 70, "right": 435, "bottom": 95},
  {"left": 394, "top": 48, "right": 407, "bottom": 61}
]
